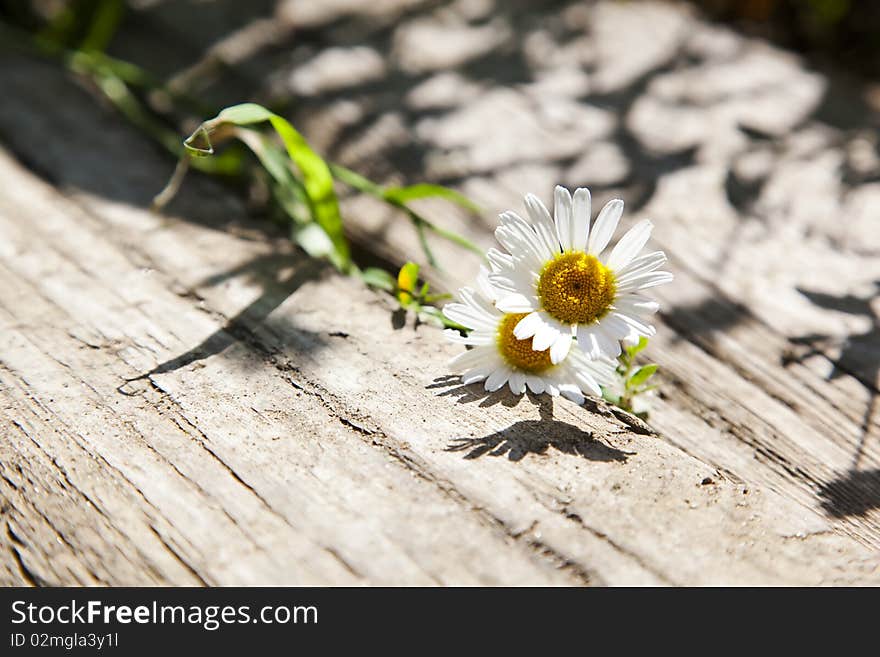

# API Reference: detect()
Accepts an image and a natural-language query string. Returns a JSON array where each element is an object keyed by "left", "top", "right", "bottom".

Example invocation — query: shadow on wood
[
  {"left": 819, "top": 469, "right": 880, "bottom": 518},
  {"left": 447, "top": 419, "right": 633, "bottom": 462},
  {"left": 119, "top": 254, "right": 329, "bottom": 393}
]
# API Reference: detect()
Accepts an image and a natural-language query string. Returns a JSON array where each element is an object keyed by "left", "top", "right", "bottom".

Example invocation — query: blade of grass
[
  {"left": 185, "top": 103, "right": 350, "bottom": 271},
  {"left": 329, "top": 163, "right": 484, "bottom": 260},
  {"left": 79, "top": 0, "right": 125, "bottom": 53},
  {"left": 384, "top": 183, "right": 481, "bottom": 213}
]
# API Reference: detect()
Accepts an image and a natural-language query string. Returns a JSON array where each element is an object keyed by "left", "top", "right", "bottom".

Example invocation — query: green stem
[{"left": 329, "top": 164, "right": 485, "bottom": 260}]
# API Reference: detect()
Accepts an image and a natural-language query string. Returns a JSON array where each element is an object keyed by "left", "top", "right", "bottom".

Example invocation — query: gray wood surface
[{"left": 1, "top": 0, "right": 879, "bottom": 585}]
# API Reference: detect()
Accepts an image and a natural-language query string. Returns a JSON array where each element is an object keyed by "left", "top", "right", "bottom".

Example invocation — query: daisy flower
[
  {"left": 490, "top": 186, "right": 672, "bottom": 362},
  {"left": 442, "top": 267, "right": 616, "bottom": 405}
]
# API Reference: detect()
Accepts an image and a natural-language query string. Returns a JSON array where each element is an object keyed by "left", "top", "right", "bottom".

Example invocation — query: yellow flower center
[
  {"left": 496, "top": 313, "right": 554, "bottom": 373},
  {"left": 537, "top": 251, "right": 616, "bottom": 325}
]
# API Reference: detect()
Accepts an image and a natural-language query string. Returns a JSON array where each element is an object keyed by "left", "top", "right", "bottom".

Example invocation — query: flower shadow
[
  {"left": 429, "top": 377, "right": 633, "bottom": 462},
  {"left": 447, "top": 419, "right": 632, "bottom": 463}
]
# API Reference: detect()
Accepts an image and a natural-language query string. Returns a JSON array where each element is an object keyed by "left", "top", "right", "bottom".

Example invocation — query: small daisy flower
[
  {"left": 442, "top": 267, "right": 616, "bottom": 405},
  {"left": 490, "top": 186, "right": 672, "bottom": 362}
]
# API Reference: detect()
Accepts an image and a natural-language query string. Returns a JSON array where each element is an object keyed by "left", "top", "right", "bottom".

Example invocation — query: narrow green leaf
[
  {"left": 384, "top": 183, "right": 481, "bottom": 213},
  {"left": 185, "top": 103, "right": 350, "bottom": 271},
  {"left": 600, "top": 386, "right": 621, "bottom": 405},
  {"left": 328, "top": 164, "right": 383, "bottom": 195},
  {"left": 329, "top": 163, "right": 484, "bottom": 260},
  {"left": 422, "top": 306, "right": 468, "bottom": 331},
  {"left": 80, "top": 0, "right": 125, "bottom": 54},
  {"left": 292, "top": 223, "right": 334, "bottom": 259},
  {"left": 629, "top": 363, "right": 658, "bottom": 387},
  {"left": 216, "top": 103, "right": 275, "bottom": 124},
  {"left": 626, "top": 336, "right": 649, "bottom": 358},
  {"left": 361, "top": 267, "right": 396, "bottom": 292},
  {"left": 412, "top": 214, "right": 438, "bottom": 267},
  {"left": 232, "top": 127, "right": 309, "bottom": 223}
]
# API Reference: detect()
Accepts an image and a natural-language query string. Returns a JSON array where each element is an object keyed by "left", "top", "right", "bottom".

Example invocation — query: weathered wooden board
[{"left": 1, "top": 0, "right": 879, "bottom": 585}]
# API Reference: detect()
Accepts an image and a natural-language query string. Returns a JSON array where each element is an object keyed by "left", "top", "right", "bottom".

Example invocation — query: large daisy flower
[
  {"left": 490, "top": 186, "right": 672, "bottom": 362},
  {"left": 442, "top": 267, "right": 616, "bottom": 405}
]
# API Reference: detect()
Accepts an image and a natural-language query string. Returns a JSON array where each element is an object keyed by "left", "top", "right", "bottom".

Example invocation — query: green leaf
[
  {"left": 329, "top": 163, "right": 484, "bottom": 260},
  {"left": 184, "top": 103, "right": 350, "bottom": 271},
  {"left": 600, "top": 386, "right": 621, "bottom": 405},
  {"left": 292, "top": 223, "right": 334, "bottom": 259},
  {"left": 327, "top": 164, "right": 383, "bottom": 195},
  {"left": 361, "top": 267, "right": 396, "bottom": 292},
  {"left": 384, "top": 183, "right": 481, "bottom": 213},
  {"left": 80, "top": 0, "right": 125, "bottom": 54},
  {"left": 232, "top": 127, "right": 310, "bottom": 223},
  {"left": 422, "top": 306, "right": 468, "bottom": 331},
  {"left": 216, "top": 103, "right": 275, "bottom": 124},
  {"left": 629, "top": 364, "right": 658, "bottom": 387},
  {"left": 626, "top": 336, "right": 649, "bottom": 358}
]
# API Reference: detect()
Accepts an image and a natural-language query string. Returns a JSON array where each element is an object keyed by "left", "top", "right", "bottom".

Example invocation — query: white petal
[
  {"left": 498, "top": 209, "right": 531, "bottom": 231},
  {"left": 444, "top": 329, "right": 494, "bottom": 345},
  {"left": 617, "top": 270, "right": 674, "bottom": 293},
  {"left": 614, "top": 295, "right": 659, "bottom": 316},
  {"left": 489, "top": 267, "right": 535, "bottom": 297},
  {"left": 525, "top": 375, "right": 546, "bottom": 394},
  {"left": 485, "top": 366, "right": 511, "bottom": 392},
  {"left": 496, "top": 293, "right": 538, "bottom": 313},
  {"left": 459, "top": 286, "right": 498, "bottom": 318},
  {"left": 488, "top": 273, "right": 518, "bottom": 293},
  {"left": 567, "top": 350, "right": 616, "bottom": 390},
  {"left": 475, "top": 266, "right": 499, "bottom": 302},
  {"left": 461, "top": 365, "right": 495, "bottom": 385},
  {"left": 524, "top": 193, "right": 559, "bottom": 257},
  {"left": 495, "top": 217, "right": 546, "bottom": 268},
  {"left": 588, "top": 199, "right": 623, "bottom": 255},
  {"left": 571, "top": 187, "right": 591, "bottom": 252},
  {"left": 615, "top": 312, "right": 656, "bottom": 337},
  {"left": 595, "top": 324, "right": 622, "bottom": 358},
  {"left": 606, "top": 219, "right": 653, "bottom": 270},
  {"left": 597, "top": 313, "right": 632, "bottom": 339},
  {"left": 531, "top": 321, "right": 559, "bottom": 351},
  {"left": 549, "top": 333, "right": 572, "bottom": 364},
  {"left": 558, "top": 383, "right": 585, "bottom": 405},
  {"left": 498, "top": 212, "right": 546, "bottom": 266},
  {"left": 587, "top": 362, "right": 618, "bottom": 388},
  {"left": 443, "top": 303, "right": 496, "bottom": 331},
  {"left": 571, "top": 368, "right": 602, "bottom": 396},
  {"left": 576, "top": 324, "right": 617, "bottom": 359},
  {"left": 617, "top": 250, "right": 667, "bottom": 279},
  {"left": 554, "top": 186, "right": 574, "bottom": 252},
  {"left": 508, "top": 371, "right": 527, "bottom": 395},
  {"left": 513, "top": 311, "right": 544, "bottom": 339},
  {"left": 576, "top": 325, "right": 602, "bottom": 359},
  {"left": 621, "top": 326, "right": 643, "bottom": 347},
  {"left": 449, "top": 346, "right": 494, "bottom": 371},
  {"left": 487, "top": 247, "right": 515, "bottom": 273},
  {"left": 580, "top": 377, "right": 601, "bottom": 398},
  {"left": 443, "top": 329, "right": 473, "bottom": 344}
]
